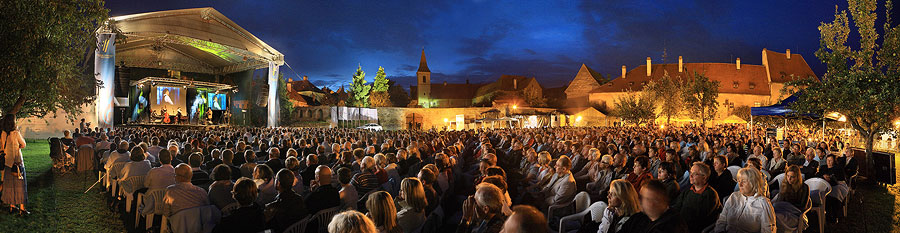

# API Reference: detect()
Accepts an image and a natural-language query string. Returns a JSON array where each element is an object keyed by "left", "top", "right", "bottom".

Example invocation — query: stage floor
[{"left": 121, "top": 122, "right": 228, "bottom": 129}]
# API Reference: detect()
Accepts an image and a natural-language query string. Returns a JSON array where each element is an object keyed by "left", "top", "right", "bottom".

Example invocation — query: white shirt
[
  {"left": 145, "top": 164, "right": 176, "bottom": 190},
  {"left": 715, "top": 192, "right": 776, "bottom": 233},
  {"left": 121, "top": 160, "right": 152, "bottom": 179}
]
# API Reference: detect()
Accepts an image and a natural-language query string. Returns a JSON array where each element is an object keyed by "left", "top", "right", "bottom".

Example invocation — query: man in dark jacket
[
  {"left": 621, "top": 180, "right": 689, "bottom": 233},
  {"left": 265, "top": 169, "right": 308, "bottom": 233},
  {"left": 672, "top": 162, "right": 721, "bottom": 233},
  {"left": 304, "top": 165, "right": 341, "bottom": 214},
  {"left": 264, "top": 148, "right": 285, "bottom": 173}
]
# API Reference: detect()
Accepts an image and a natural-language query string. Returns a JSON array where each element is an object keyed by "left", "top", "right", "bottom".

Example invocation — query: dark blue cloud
[{"left": 105, "top": 0, "right": 843, "bottom": 91}]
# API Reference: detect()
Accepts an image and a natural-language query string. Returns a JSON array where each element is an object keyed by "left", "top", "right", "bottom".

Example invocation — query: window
[
  {"left": 422, "top": 76, "right": 426, "bottom": 83},
  {"left": 749, "top": 83, "right": 756, "bottom": 90},
  {"left": 732, "top": 81, "right": 739, "bottom": 89},
  {"left": 629, "top": 81, "right": 634, "bottom": 86}
]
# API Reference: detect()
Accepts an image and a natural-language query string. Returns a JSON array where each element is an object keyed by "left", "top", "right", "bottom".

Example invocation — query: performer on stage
[
  {"left": 176, "top": 108, "right": 183, "bottom": 124},
  {"left": 206, "top": 108, "right": 213, "bottom": 125}
]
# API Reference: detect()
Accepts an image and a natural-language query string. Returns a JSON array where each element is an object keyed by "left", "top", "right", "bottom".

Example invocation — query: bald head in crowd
[
  {"left": 316, "top": 165, "right": 333, "bottom": 185},
  {"left": 501, "top": 205, "right": 548, "bottom": 233},
  {"left": 175, "top": 164, "right": 193, "bottom": 183}
]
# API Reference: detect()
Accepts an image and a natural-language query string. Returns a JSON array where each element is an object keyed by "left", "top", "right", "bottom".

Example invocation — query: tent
[{"left": 720, "top": 115, "right": 748, "bottom": 124}]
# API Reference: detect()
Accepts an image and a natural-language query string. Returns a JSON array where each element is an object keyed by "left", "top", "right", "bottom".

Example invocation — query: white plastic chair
[
  {"left": 805, "top": 178, "right": 831, "bottom": 233},
  {"left": 119, "top": 175, "right": 147, "bottom": 213},
  {"left": 547, "top": 192, "right": 591, "bottom": 233},
  {"left": 559, "top": 201, "right": 606, "bottom": 233},
  {"left": 283, "top": 215, "right": 312, "bottom": 233},
  {"left": 726, "top": 166, "right": 741, "bottom": 180},
  {"left": 312, "top": 207, "right": 341, "bottom": 233},
  {"left": 220, "top": 202, "right": 241, "bottom": 217}
]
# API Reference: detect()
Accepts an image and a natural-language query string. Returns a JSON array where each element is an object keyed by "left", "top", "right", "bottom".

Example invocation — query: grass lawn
[{"left": 0, "top": 139, "right": 125, "bottom": 232}]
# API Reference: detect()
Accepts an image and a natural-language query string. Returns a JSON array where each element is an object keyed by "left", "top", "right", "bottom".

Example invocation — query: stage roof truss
[{"left": 130, "top": 77, "right": 235, "bottom": 92}]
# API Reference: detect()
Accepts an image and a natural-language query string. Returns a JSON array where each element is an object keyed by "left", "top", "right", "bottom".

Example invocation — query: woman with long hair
[
  {"left": 598, "top": 179, "right": 642, "bottom": 233},
  {"left": 1, "top": 115, "right": 28, "bottom": 216},
  {"left": 715, "top": 167, "right": 776, "bottom": 233},
  {"left": 396, "top": 178, "right": 427, "bottom": 233},
  {"left": 366, "top": 191, "right": 403, "bottom": 233}
]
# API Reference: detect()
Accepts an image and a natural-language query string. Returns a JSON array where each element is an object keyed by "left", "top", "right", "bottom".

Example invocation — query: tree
[
  {"left": 682, "top": 72, "right": 720, "bottom": 126},
  {"left": 369, "top": 66, "right": 392, "bottom": 107},
  {"left": 372, "top": 66, "right": 390, "bottom": 92},
  {"left": 614, "top": 91, "right": 657, "bottom": 125},
  {"left": 387, "top": 80, "right": 410, "bottom": 107},
  {"left": 0, "top": 0, "right": 108, "bottom": 120},
  {"left": 348, "top": 65, "right": 371, "bottom": 107},
  {"left": 277, "top": 74, "right": 295, "bottom": 125},
  {"left": 787, "top": 0, "right": 900, "bottom": 174},
  {"left": 645, "top": 71, "right": 684, "bottom": 124}
]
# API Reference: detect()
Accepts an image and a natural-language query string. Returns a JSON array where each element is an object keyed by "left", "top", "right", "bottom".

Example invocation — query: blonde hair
[
  {"left": 736, "top": 167, "right": 768, "bottom": 197},
  {"left": 609, "top": 179, "right": 641, "bottom": 216},
  {"left": 400, "top": 178, "right": 428, "bottom": 212},
  {"left": 537, "top": 151, "right": 552, "bottom": 166},
  {"left": 365, "top": 191, "right": 399, "bottom": 232},
  {"left": 589, "top": 148, "right": 601, "bottom": 160},
  {"left": 328, "top": 210, "right": 377, "bottom": 233}
]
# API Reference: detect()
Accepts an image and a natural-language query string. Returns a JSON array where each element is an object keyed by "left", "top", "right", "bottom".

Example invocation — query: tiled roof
[
  {"left": 288, "top": 79, "right": 322, "bottom": 93},
  {"left": 418, "top": 49, "right": 430, "bottom": 73},
  {"left": 590, "top": 63, "right": 771, "bottom": 95},
  {"left": 763, "top": 49, "right": 817, "bottom": 83}
]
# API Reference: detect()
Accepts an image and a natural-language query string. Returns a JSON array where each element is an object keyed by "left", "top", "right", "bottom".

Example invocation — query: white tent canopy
[{"left": 110, "top": 7, "right": 284, "bottom": 75}]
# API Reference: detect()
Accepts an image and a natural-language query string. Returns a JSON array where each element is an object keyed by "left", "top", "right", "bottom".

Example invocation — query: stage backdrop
[{"left": 151, "top": 85, "right": 186, "bottom": 114}]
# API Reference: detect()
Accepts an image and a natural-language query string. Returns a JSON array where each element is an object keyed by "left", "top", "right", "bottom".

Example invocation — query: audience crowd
[{"left": 60, "top": 123, "right": 859, "bottom": 233}]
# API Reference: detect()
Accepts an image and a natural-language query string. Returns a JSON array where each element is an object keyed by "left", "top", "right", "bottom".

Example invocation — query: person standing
[{"left": 1, "top": 115, "right": 28, "bottom": 216}]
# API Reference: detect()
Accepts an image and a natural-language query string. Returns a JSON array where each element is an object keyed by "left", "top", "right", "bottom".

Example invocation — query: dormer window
[
  {"left": 732, "top": 81, "right": 739, "bottom": 89},
  {"left": 629, "top": 81, "right": 634, "bottom": 86},
  {"left": 749, "top": 83, "right": 756, "bottom": 90}
]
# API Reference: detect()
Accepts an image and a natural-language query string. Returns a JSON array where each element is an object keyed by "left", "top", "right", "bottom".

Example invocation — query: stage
[{"left": 120, "top": 122, "right": 230, "bottom": 130}]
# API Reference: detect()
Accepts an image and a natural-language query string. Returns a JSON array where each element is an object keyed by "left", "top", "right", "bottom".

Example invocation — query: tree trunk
[
  {"left": 865, "top": 132, "right": 875, "bottom": 179},
  {"left": 6, "top": 92, "right": 26, "bottom": 117}
]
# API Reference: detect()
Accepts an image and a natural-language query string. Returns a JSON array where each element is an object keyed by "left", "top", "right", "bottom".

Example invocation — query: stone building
[
  {"left": 473, "top": 75, "right": 544, "bottom": 107},
  {"left": 285, "top": 76, "right": 325, "bottom": 107},
  {"left": 573, "top": 48, "right": 816, "bottom": 120}
]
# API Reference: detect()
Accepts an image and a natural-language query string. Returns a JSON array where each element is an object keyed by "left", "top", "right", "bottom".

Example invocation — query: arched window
[{"left": 422, "top": 76, "right": 426, "bottom": 83}]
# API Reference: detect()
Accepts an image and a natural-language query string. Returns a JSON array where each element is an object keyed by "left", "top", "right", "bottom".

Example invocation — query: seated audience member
[
  {"left": 539, "top": 155, "right": 576, "bottom": 211},
  {"left": 817, "top": 154, "right": 849, "bottom": 220},
  {"left": 774, "top": 165, "right": 809, "bottom": 209},
  {"left": 599, "top": 180, "right": 641, "bottom": 233},
  {"left": 480, "top": 175, "right": 512, "bottom": 216},
  {"left": 352, "top": 156, "right": 381, "bottom": 195},
  {"left": 187, "top": 153, "right": 211, "bottom": 189},
  {"left": 626, "top": 156, "right": 652, "bottom": 192},
  {"left": 212, "top": 178, "right": 266, "bottom": 233},
  {"left": 203, "top": 149, "right": 223, "bottom": 171},
  {"left": 766, "top": 146, "right": 787, "bottom": 177},
  {"left": 105, "top": 141, "right": 132, "bottom": 171},
  {"left": 672, "top": 162, "right": 722, "bottom": 233},
  {"left": 253, "top": 164, "right": 276, "bottom": 206},
  {"left": 710, "top": 155, "right": 736, "bottom": 201},
  {"left": 265, "top": 169, "right": 308, "bottom": 233},
  {"left": 747, "top": 145, "right": 768, "bottom": 169},
  {"left": 145, "top": 150, "right": 176, "bottom": 190},
  {"left": 656, "top": 162, "right": 680, "bottom": 202},
  {"left": 121, "top": 147, "right": 151, "bottom": 179},
  {"left": 337, "top": 167, "right": 359, "bottom": 210},
  {"left": 397, "top": 178, "right": 428, "bottom": 233},
  {"left": 207, "top": 164, "right": 236, "bottom": 209},
  {"left": 586, "top": 154, "right": 616, "bottom": 201},
  {"left": 163, "top": 164, "right": 210, "bottom": 216},
  {"left": 301, "top": 154, "right": 319, "bottom": 186},
  {"left": 305, "top": 165, "right": 341, "bottom": 214},
  {"left": 220, "top": 149, "right": 242, "bottom": 181},
  {"left": 284, "top": 156, "right": 304, "bottom": 194},
  {"left": 800, "top": 148, "right": 819, "bottom": 179},
  {"left": 714, "top": 168, "right": 776, "bottom": 233},
  {"left": 240, "top": 150, "right": 258, "bottom": 178},
  {"left": 500, "top": 205, "right": 547, "bottom": 233},
  {"left": 417, "top": 167, "right": 440, "bottom": 215},
  {"left": 458, "top": 182, "right": 508, "bottom": 233},
  {"left": 328, "top": 210, "right": 378, "bottom": 233},
  {"left": 620, "top": 180, "right": 689, "bottom": 233},
  {"left": 264, "top": 147, "right": 284, "bottom": 173},
  {"left": 374, "top": 153, "right": 390, "bottom": 184},
  {"left": 366, "top": 191, "right": 404, "bottom": 233}
]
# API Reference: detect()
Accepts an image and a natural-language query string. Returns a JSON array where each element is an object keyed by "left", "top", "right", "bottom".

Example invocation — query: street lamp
[{"left": 512, "top": 105, "right": 517, "bottom": 110}]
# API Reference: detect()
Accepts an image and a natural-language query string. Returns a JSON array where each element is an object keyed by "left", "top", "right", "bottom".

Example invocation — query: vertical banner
[
  {"left": 95, "top": 32, "right": 116, "bottom": 129},
  {"left": 267, "top": 61, "right": 280, "bottom": 127}
]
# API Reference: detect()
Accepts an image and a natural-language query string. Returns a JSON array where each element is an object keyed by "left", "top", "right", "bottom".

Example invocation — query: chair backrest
[
  {"left": 220, "top": 202, "right": 241, "bottom": 217},
  {"left": 76, "top": 145, "right": 96, "bottom": 171},
  {"left": 110, "top": 162, "right": 127, "bottom": 179},
  {"left": 588, "top": 201, "right": 608, "bottom": 222},
  {"left": 119, "top": 175, "right": 147, "bottom": 194},
  {"left": 770, "top": 173, "right": 786, "bottom": 186},
  {"left": 679, "top": 170, "right": 691, "bottom": 183},
  {"left": 143, "top": 189, "right": 168, "bottom": 216},
  {"left": 314, "top": 207, "right": 340, "bottom": 233},
  {"left": 726, "top": 166, "right": 741, "bottom": 180},
  {"left": 168, "top": 205, "right": 221, "bottom": 233},
  {"left": 282, "top": 216, "right": 311, "bottom": 233},
  {"left": 804, "top": 177, "right": 832, "bottom": 204},
  {"left": 574, "top": 191, "right": 591, "bottom": 213}
]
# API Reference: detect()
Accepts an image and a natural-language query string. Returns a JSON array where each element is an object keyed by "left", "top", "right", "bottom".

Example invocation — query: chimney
[
  {"left": 786, "top": 49, "right": 791, "bottom": 59},
  {"left": 443, "top": 81, "right": 447, "bottom": 86},
  {"left": 288, "top": 78, "right": 293, "bottom": 82},
  {"left": 513, "top": 79, "right": 518, "bottom": 89},
  {"left": 678, "top": 56, "right": 683, "bottom": 72},
  {"left": 646, "top": 57, "right": 652, "bottom": 76},
  {"left": 303, "top": 75, "right": 308, "bottom": 81},
  {"left": 736, "top": 58, "right": 741, "bottom": 70},
  {"left": 622, "top": 65, "right": 627, "bottom": 79}
]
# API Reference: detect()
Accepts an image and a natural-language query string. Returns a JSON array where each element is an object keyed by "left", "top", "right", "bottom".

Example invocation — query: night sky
[{"left": 105, "top": 0, "right": 851, "bottom": 90}]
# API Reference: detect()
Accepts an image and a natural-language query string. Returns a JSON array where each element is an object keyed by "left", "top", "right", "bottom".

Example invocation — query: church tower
[{"left": 417, "top": 49, "right": 431, "bottom": 107}]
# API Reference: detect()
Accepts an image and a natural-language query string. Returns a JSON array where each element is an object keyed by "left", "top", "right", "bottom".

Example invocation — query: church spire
[{"left": 418, "top": 48, "right": 430, "bottom": 73}]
